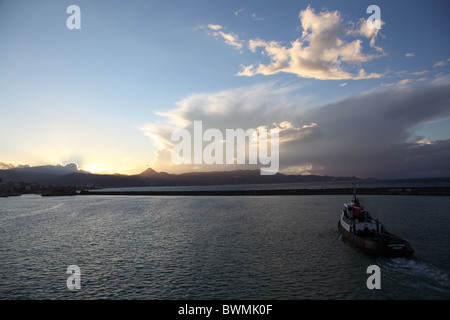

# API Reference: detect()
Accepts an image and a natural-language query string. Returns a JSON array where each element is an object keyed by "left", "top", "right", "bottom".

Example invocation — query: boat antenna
[{"left": 352, "top": 178, "right": 359, "bottom": 204}]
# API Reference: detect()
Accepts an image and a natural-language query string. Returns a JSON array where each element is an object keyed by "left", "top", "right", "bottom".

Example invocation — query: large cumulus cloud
[
  {"left": 141, "top": 77, "right": 450, "bottom": 178},
  {"left": 237, "top": 6, "right": 385, "bottom": 80}
]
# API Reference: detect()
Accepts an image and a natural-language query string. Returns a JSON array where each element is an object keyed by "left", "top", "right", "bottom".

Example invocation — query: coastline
[{"left": 79, "top": 186, "right": 450, "bottom": 196}]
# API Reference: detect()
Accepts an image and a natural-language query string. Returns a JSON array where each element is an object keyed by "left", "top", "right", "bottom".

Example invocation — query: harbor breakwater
[{"left": 79, "top": 186, "right": 450, "bottom": 196}]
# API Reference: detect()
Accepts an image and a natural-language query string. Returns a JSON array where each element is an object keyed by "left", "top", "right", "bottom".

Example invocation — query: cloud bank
[
  {"left": 237, "top": 6, "right": 385, "bottom": 80},
  {"left": 142, "top": 77, "right": 450, "bottom": 178}
]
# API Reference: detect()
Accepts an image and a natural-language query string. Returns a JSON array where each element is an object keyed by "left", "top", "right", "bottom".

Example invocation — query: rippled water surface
[{"left": 1, "top": 194, "right": 449, "bottom": 299}]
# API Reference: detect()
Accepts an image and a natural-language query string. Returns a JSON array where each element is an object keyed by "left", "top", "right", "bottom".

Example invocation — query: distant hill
[
  {"left": 51, "top": 169, "right": 374, "bottom": 188},
  {"left": 0, "top": 164, "right": 376, "bottom": 188},
  {"left": 2, "top": 164, "right": 448, "bottom": 189}
]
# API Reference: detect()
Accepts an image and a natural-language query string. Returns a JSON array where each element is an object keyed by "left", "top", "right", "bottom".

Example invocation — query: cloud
[
  {"left": 0, "top": 162, "right": 83, "bottom": 173},
  {"left": 60, "top": 162, "right": 80, "bottom": 172},
  {"left": 235, "top": 8, "right": 245, "bottom": 17},
  {"left": 410, "top": 70, "right": 428, "bottom": 76},
  {"left": 0, "top": 161, "right": 29, "bottom": 170},
  {"left": 141, "top": 78, "right": 450, "bottom": 178},
  {"left": 204, "top": 24, "right": 243, "bottom": 51},
  {"left": 381, "top": 77, "right": 427, "bottom": 87},
  {"left": 251, "top": 13, "right": 264, "bottom": 21},
  {"left": 207, "top": 24, "right": 222, "bottom": 31},
  {"left": 141, "top": 83, "right": 307, "bottom": 173},
  {"left": 234, "top": 8, "right": 263, "bottom": 20},
  {"left": 237, "top": 6, "right": 385, "bottom": 80},
  {"left": 354, "top": 17, "right": 385, "bottom": 53},
  {"left": 406, "top": 52, "right": 415, "bottom": 58},
  {"left": 433, "top": 58, "right": 450, "bottom": 67}
]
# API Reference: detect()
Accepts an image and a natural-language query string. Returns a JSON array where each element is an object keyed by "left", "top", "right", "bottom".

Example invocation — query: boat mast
[{"left": 352, "top": 178, "right": 357, "bottom": 203}]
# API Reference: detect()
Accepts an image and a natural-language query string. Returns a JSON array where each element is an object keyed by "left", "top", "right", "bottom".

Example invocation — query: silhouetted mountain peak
[{"left": 138, "top": 167, "right": 159, "bottom": 177}]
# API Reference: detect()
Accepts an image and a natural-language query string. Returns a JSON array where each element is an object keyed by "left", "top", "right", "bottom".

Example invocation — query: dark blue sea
[{"left": 1, "top": 184, "right": 449, "bottom": 300}]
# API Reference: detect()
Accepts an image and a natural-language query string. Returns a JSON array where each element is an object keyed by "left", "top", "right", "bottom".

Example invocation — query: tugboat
[{"left": 338, "top": 187, "right": 414, "bottom": 257}]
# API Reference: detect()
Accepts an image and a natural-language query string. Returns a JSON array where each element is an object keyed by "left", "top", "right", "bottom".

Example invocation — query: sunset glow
[{"left": 1, "top": 0, "right": 449, "bottom": 179}]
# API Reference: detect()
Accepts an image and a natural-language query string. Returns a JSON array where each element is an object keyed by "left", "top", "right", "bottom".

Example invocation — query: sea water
[{"left": 1, "top": 193, "right": 449, "bottom": 299}]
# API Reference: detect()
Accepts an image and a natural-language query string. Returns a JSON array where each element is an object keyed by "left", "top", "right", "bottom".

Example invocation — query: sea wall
[{"left": 79, "top": 186, "right": 450, "bottom": 196}]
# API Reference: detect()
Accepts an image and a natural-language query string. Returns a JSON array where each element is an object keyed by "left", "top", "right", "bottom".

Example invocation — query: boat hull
[{"left": 338, "top": 219, "right": 414, "bottom": 257}]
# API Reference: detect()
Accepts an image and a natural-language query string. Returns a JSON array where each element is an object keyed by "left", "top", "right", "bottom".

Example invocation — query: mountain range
[
  {"left": 2, "top": 164, "right": 449, "bottom": 189},
  {"left": 0, "top": 164, "right": 379, "bottom": 188}
]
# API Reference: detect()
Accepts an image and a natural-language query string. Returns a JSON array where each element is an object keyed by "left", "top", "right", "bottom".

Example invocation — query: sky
[{"left": 0, "top": 0, "right": 449, "bottom": 179}]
